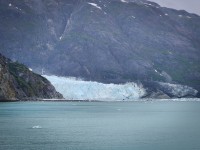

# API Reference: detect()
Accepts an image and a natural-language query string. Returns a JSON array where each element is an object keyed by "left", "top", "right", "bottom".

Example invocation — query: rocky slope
[
  {"left": 0, "top": 53, "right": 63, "bottom": 101},
  {"left": 0, "top": 0, "right": 199, "bottom": 97}
]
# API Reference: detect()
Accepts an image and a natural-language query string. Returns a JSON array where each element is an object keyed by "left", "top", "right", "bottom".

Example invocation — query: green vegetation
[{"left": 8, "top": 62, "right": 34, "bottom": 96}]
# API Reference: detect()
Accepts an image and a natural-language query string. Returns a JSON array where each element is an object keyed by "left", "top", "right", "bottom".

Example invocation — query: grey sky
[{"left": 150, "top": 0, "right": 200, "bottom": 15}]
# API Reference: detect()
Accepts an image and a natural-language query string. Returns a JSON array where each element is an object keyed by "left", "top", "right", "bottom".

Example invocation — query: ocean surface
[{"left": 0, "top": 101, "right": 200, "bottom": 150}]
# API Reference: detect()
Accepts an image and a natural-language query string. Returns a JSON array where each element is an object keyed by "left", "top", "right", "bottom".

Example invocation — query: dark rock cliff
[
  {"left": 0, "top": 53, "right": 63, "bottom": 101},
  {"left": 0, "top": 0, "right": 199, "bottom": 96}
]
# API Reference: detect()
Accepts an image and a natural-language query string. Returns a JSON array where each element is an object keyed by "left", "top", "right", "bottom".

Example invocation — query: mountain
[
  {"left": 0, "top": 0, "right": 199, "bottom": 97},
  {"left": 0, "top": 53, "right": 63, "bottom": 101}
]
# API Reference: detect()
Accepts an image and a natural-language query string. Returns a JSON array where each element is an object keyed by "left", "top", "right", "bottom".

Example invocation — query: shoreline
[{"left": 1, "top": 98, "right": 200, "bottom": 102}]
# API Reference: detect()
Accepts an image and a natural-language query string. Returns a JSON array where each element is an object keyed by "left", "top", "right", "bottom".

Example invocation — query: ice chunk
[{"left": 32, "top": 125, "right": 42, "bottom": 129}]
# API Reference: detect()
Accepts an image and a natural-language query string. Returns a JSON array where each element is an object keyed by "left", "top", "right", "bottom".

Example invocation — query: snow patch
[
  {"left": 168, "top": 51, "right": 172, "bottom": 55},
  {"left": 88, "top": 3, "right": 102, "bottom": 10},
  {"left": 121, "top": 0, "right": 128, "bottom": 3},
  {"left": 144, "top": 3, "right": 153, "bottom": 6},
  {"left": 44, "top": 75, "right": 146, "bottom": 101},
  {"left": 46, "top": 43, "right": 54, "bottom": 51},
  {"left": 15, "top": 7, "right": 22, "bottom": 10}
]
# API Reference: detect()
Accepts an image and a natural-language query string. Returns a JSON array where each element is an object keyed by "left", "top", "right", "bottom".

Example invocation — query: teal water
[{"left": 0, "top": 101, "right": 200, "bottom": 150}]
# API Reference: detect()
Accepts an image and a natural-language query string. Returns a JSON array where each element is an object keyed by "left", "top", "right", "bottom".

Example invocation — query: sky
[{"left": 150, "top": 0, "right": 200, "bottom": 15}]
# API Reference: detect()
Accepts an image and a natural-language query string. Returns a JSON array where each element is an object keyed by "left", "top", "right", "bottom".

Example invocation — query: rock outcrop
[
  {"left": 142, "top": 81, "right": 198, "bottom": 99},
  {"left": 0, "top": 53, "right": 63, "bottom": 101}
]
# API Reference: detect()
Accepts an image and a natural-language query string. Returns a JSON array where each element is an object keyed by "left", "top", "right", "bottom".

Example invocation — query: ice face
[{"left": 44, "top": 75, "right": 146, "bottom": 101}]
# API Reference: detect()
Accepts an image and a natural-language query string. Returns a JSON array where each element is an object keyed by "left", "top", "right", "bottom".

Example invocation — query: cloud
[{"left": 150, "top": 0, "right": 200, "bottom": 15}]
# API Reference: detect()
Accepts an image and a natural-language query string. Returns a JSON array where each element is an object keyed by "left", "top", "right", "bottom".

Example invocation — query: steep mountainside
[
  {"left": 0, "top": 53, "right": 63, "bottom": 101},
  {"left": 0, "top": 0, "right": 200, "bottom": 95}
]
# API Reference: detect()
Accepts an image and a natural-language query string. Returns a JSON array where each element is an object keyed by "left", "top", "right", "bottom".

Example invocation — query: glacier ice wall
[{"left": 44, "top": 75, "right": 146, "bottom": 101}]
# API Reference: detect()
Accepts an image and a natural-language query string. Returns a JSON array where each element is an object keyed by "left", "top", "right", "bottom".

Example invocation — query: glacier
[{"left": 44, "top": 75, "right": 146, "bottom": 101}]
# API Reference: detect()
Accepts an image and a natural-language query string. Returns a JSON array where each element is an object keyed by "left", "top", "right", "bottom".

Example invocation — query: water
[{"left": 0, "top": 101, "right": 200, "bottom": 150}]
